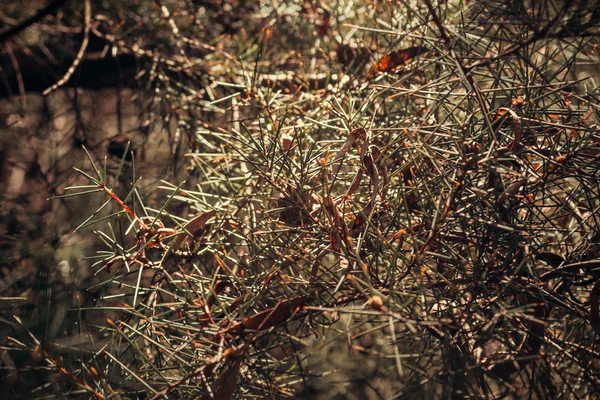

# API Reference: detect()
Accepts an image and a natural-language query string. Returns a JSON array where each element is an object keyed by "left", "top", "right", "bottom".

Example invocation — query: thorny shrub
[{"left": 2, "top": 0, "right": 600, "bottom": 398}]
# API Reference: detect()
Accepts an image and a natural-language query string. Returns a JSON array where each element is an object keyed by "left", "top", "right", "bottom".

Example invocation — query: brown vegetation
[{"left": 1, "top": 0, "right": 600, "bottom": 398}]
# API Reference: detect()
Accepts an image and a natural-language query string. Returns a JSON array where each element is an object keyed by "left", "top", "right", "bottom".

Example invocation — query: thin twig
[
  {"left": 42, "top": 0, "right": 91, "bottom": 96},
  {"left": 0, "top": 0, "right": 68, "bottom": 45},
  {"left": 464, "top": 2, "right": 572, "bottom": 73},
  {"left": 4, "top": 43, "right": 27, "bottom": 110}
]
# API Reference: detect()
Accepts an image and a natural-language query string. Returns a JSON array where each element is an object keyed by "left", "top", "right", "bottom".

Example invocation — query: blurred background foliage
[{"left": 1, "top": 0, "right": 600, "bottom": 398}]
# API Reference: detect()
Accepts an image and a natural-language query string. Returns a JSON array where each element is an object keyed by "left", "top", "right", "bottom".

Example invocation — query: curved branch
[{"left": 42, "top": 0, "right": 90, "bottom": 95}]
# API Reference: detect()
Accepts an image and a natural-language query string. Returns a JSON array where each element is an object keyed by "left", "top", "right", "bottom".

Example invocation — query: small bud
[{"left": 368, "top": 295, "right": 384, "bottom": 311}]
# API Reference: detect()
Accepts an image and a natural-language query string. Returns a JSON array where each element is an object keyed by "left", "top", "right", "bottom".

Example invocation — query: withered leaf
[
  {"left": 202, "top": 357, "right": 244, "bottom": 400},
  {"left": 366, "top": 46, "right": 428, "bottom": 78},
  {"left": 318, "top": 9, "right": 331, "bottom": 36},
  {"left": 224, "top": 296, "right": 307, "bottom": 333},
  {"left": 171, "top": 210, "right": 215, "bottom": 251},
  {"left": 330, "top": 231, "right": 341, "bottom": 252},
  {"left": 332, "top": 128, "right": 366, "bottom": 174}
]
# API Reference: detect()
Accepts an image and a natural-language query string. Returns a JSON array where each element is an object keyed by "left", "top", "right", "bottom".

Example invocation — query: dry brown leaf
[
  {"left": 171, "top": 210, "right": 215, "bottom": 251},
  {"left": 332, "top": 128, "right": 366, "bottom": 174},
  {"left": 366, "top": 46, "right": 428, "bottom": 78},
  {"left": 202, "top": 357, "right": 244, "bottom": 400},
  {"left": 224, "top": 296, "right": 307, "bottom": 334}
]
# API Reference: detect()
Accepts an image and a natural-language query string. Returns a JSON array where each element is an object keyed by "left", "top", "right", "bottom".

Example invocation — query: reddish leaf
[
  {"left": 345, "top": 168, "right": 364, "bottom": 200},
  {"left": 366, "top": 46, "right": 428, "bottom": 78},
  {"left": 224, "top": 296, "right": 307, "bottom": 334},
  {"left": 323, "top": 197, "right": 342, "bottom": 229},
  {"left": 318, "top": 10, "right": 331, "bottom": 36},
  {"left": 350, "top": 211, "right": 367, "bottom": 231},
  {"left": 171, "top": 211, "right": 215, "bottom": 251},
  {"left": 310, "top": 249, "right": 327, "bottom": 279},
  {"left": 202, "top": 357, "right": 244, "bottom": 400},
  {"left": 511, "top": 96, "right": 524, "bottom": 107},
  {"left": 330, "top": 230, "right": 341, "bottom": 252},
  {"left": 332, "top": 128, "right": 366, "bottom": 174}
]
